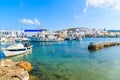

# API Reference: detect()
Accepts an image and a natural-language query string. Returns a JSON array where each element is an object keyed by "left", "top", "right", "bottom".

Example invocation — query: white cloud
[
  {"left": 20, "top": 18, "right": 40, "bottom": 25},
  {"left": 34, "top": 18, "right": 40, "bottom": 25},
  {"left": 20, "top": 18, "right": 34, "bottom": 24},
  {"left": 85, "top": 0, "right": 120, "bottom": 11}
]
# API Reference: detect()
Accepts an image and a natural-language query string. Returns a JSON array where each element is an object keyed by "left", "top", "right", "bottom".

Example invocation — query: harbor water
[{"left": 1, "top": 38, "right": 120, "bottom": 80}]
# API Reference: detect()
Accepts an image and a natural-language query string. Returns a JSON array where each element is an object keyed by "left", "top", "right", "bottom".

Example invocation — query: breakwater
[{"left": 88, "top": 42, "right": 120, "bottom": 50}]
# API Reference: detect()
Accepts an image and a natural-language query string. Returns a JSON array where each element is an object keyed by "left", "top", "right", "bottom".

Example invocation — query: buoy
[{"left": 52, "top": 49, "right": 55, "bottom": 53}]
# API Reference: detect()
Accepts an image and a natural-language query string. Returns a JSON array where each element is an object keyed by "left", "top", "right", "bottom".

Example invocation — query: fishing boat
[
  {"left": 65, "top": 35, "right": 82, "bottom": 41},
  {"left": 74, "top": 36, "right": 82, "bottom": 41},
  {"left": 29, "top": 36, "right": 64, "bottom": 42},
  {"left": 2, "top": 38, "right": 32, "bottom": 57}
]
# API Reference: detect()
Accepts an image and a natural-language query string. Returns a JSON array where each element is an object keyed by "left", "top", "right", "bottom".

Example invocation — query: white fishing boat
[
  {"left": 29, "top": 34, "right": 64, "bottom": 42},
  {"left": 30, "top": 37, "right": 64, "bottom": 42},
  {"left": 2, "top": 38, "right": 32, "bottom": 57}
]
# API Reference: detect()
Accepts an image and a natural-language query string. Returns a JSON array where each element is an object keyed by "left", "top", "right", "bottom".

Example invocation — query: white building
[{"left": 0, "top": 30, "right": 22, "bottom": 38}]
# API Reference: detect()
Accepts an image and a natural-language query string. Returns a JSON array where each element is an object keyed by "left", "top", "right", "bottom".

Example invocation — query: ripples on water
[{"left": 1, "top": 38, "right": 120, "bottom": 80}]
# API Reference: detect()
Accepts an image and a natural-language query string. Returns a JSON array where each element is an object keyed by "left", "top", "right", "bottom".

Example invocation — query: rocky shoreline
[{"left": 0, "top": 59, "right": 33, "bottom": 80}]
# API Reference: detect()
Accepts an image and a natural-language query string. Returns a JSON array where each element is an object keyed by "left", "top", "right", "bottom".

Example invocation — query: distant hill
[
  {"left": 56, "top": 27, "right": 79, "bottom": 32},
  {"left": 67, "top": 28, "right": 79, "bottom": 30}
]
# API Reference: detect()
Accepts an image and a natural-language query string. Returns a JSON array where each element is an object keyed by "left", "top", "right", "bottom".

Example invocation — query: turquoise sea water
[{"left": 1, "top": 38, "right": 120, "bottom": 80}]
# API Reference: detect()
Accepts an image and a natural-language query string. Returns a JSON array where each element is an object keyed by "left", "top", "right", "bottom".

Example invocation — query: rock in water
[
  {"left": 17, "top": 61, "right": 33, "bottom": 72},
  {"left": 0, "top": 59, "right": 33, "bottom": 80}
]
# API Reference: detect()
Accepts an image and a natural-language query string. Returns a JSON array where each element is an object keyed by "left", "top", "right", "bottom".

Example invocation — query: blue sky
[{"left": 0, "top": 0, "right": 120, "bottom": 31}]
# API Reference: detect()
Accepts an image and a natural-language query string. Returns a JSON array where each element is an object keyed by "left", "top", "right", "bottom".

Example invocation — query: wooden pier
[{"left": 88, "top": 42, "right": 120, "bottom": 50}]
